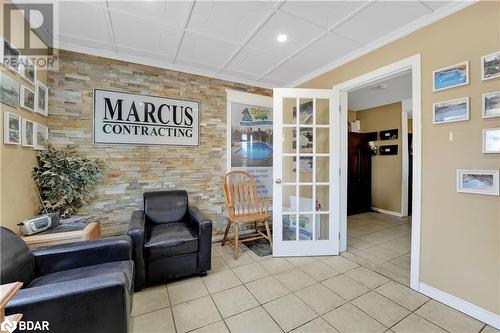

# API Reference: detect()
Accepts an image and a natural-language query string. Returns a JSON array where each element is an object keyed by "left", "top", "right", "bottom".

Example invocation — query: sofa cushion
[
  {"left": 28, "top": 260, "right": 134, "bottom": 293},
  {"left": 145, "top": 223, "right": 198, "bottom": 259}
]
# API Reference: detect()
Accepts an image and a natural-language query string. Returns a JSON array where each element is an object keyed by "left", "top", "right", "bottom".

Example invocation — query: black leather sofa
[
  {"left": 0, "top": 227, "right": 134, "bottom": 333},
  {"left": 128, "top": 190, "right": 212, "bottom": 289}
]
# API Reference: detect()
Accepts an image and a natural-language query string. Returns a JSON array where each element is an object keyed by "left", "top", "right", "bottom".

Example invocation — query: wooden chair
[{"left": 222, "top": 171, "right": 272, "bottom": 259}]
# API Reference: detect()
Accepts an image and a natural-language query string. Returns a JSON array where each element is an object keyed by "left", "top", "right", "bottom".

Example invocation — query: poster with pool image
[
  {"left": 230, "top": 102, "right": 273, "bottom": 199},
  {"left": 457, "top": 169, "right": 499, "bottom": 196}
]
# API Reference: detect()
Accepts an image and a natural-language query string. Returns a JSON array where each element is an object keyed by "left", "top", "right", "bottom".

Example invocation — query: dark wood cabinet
[{"left": 347, "top": 132, "right": 372, "bottom": 215}]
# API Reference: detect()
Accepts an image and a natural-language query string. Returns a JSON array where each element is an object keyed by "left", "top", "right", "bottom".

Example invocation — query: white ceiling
[{"left": 20, "top": 0, "right": 471, "bottom": 88}]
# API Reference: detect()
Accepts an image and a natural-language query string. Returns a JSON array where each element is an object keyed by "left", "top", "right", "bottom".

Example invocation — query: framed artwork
[
  {"left": 19, "top": 56, "right": 36, "bottom": 85},
  {"left": 433, "top": 61, "right": 469, "bottom": 91},
  {"left": 481, "top": 51, "right": 500, "bottom": 81},
  {"left": 433, "top": 97, "right": 469, "bottom": 124},
  {"left": 35, "top": 123, "right": 48, "bottom": 150},
  {"left": 0, "top": 72, "right": 20, "bottom": 108},
  {"left": 20, "top": 86, "right": 35, "bottom": 112},
  {"left": 36, "top": 80, "right": 48, "bottom": 116},
  {"left": 483, "top": 128, "right": 500, "bottom": 154},
  {"left": 482, "top": 91, "right": 500, "bottom": 118},
  {"left": 1, "top": 38, "right": 20, "bottom": 73},
  {"left": 3, "top": 112, "right": 21, "bottom": 145},
  {"left": 22, "top": 118, "right": 35, "bottom": 147},
  {"left": 379, "top": 145, "right": 398, "bottom": 155},
  {"left": 379, "top": 129, "right": 398, "bottom": 140},
  {"left": 457, "top": 169, "right": 499, "bottom": 196}
]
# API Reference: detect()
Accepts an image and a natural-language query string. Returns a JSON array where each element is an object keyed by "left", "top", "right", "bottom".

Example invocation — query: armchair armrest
[
  {"left": 127, "top": 210, "right": 146, "bottom": 289},
  {"left": 188, "top": 206, "right": 212, "bottom": 274},
  {"left": 7, "top": 274, "right": 130, "bottom": 333},
  {"left": 33, "top": 236, "right": 132, "bottom": 276}
]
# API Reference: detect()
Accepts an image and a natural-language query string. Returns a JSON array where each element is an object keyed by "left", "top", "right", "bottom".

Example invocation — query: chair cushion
[
  {"left": 144, "top": 190, "right": 188, "bottom": 224},
  {"left": 28, "top": 260, "right": 134, "bottom": 293},
  {"left": 145, "top": 223, "right": 198, "bottom": 259}
]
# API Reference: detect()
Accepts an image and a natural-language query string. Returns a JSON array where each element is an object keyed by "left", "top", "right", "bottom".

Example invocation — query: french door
[{"left": 272, "top": 89, "right": 340, "bottom": 256}]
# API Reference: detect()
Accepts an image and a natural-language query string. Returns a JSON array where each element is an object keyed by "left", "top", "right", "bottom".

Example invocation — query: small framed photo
[
  {"left": 20, "top": 86, "right": 35, "bottom": 112},
  {"left": 36, "top": 80, "right": 48, "bottom": 116},
  {"left": 433, "top": 61, "right": 469, "bottom": 91},
  {"left": 481, "top": 51, "right": 500, "bottom": 81},
  {"left": 0, "top": 72, "right": 20, "bottom": 108},
  {"left": 22, "top": 118, "right": 35, "bottom": 147},
  {"left": 19, "top": 56, "right": 36, "bottom": 85},
  {"left": 457, "top": 169, "right": 499, "bottom": 196},
  {"left": 3, "top": 112, "right": 21, "bottom": 145},
  {"left": 482, "top": 91, "right": 500, "bottom": 118},
  {"left": 483, "top": 128, "right": 500, "bottom": 154},
  {"left": 1, "top": 38, "right": 20, "bottom": 73},
  {"left": 35, "top": 123, "right": 48, "bottom": 150},
  {"left": 433, "top": 97, "right": 469, "bottom": 124}
]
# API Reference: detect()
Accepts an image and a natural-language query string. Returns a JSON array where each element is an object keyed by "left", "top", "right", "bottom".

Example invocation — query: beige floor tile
[
  {"left": 391, "top": 314, "right": 446, "bottom": 333},
  {"left": 259, "top": 257, "right": 294, "bottom": 275},
  {"left": 351, "top": 291, "right": 410, "bottom": 327},
  {"left": 322, "top": 275, "right": 370, "bottom": 300},
  {"left": 202, "top": 270, "right": 241, "bottom": 294},
  {"left": 323, "top": 303, "right": 387, "bottom": 333},
  {"left": 482, "top": 326, "right": 500, "bottom": 333},
  {"left": 390, "top": 255, "right": 411, "bottom": 270},
  {"left": 285, "top": 256, "right": 319, "bottom": 267},
  {"left": 343, "top": 266, "right": 390, "bottom": 289},
  {"left": 131, "top": 307, "right": 175, "bottom": 333},
  {"left": 224, "top": 306, "right": 282, "bottom": 333},
  {"left": 264, "top": 294, "right": 318, "bottom": 332},
  {"left": 221, "top": 252, "right": 255, "bottom": 268},
  {"left": 211, "top": 256, "right": 230, "bottom": 273},
  {"left": 348, "top": 237, "right": 375, "bottom": 250},
  {"left": 232, "top": 262, "right": 269, "bottom": 283},
  {"left": 350, "top": 250, "right": 387, "bottom": 266},
  {"left": 132, "top": 284, "right": 169, "bottom": 316},
  {"left": 246, "top": 250, "right": 271, "bottom": 262},
  {"left": 172, "top": 296, "right": 221, "bottom": 333},
  {"left": 378, "top": 237, "right": 410, "bottom": 255},
  {"left": 167, "top": 276, "right": 208, "bottom": 305},
  {"left": 291, "top": 317, "right": 339, "bottom": 333},
  {"left": 295, "top": 283, "right": 345, "bottom": 315},
  {"left": 380, "top": 262, "right": 410, "bottom": 278},
  {"left": 415, "top": 300, "right": 484, "bottom": 333},
  {"left": 375, "top": 281, "right": 428, "bottom": 311},
  {"left": 363, "top": 245, "right": 402, "bottom": 261},
  {"left": 299, "top": 261, "right": 340, "bottom": 281},
  {"left": 320, "top": 256, "right": 359, "bottom": 273},
  {"left": 190, "top": 321, "right": 229, "bottom": 333},
  {"left": 245, "top": 275, "right": 291, "bottom": 304},
  {"left": 212, "top": 285, "right": 259, "bottom": 318},
  {"left": 275, "top": 268, "right": 316, "bottom": 291}
]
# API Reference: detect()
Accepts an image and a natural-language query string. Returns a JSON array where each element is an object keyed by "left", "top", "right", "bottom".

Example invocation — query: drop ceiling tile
[
  {"left": 58, "top": 2, "right": 111, "bottom": 43},
  {"left": 177, "top": 31, "right": 239, "bottom": 67},
  {"left": 187, "top": 1, "right": 274, "bottom": 44},
  {"left": 333, "top": 1, "right": 431, "bottom": 45},
  {"left": 226, "top": 47, "right": 283, "bottom": 76},
  {"left": 247, "top": 10, "right": 325, "bottom": 58},
  {"left": 259, "top": 76, "right": 288, "bottom": 88},
  {"left": 108, "top": 1, "right": 192, "bottom": 28},
  {"left": 111, "top": 10, "right": 183, "bottom": 58},
  {"left": 279, "top": 1, "right": 367, "bottom": 29},
  {"left": 117, "top": 46, "right": 173, "bottom": 64},
  {"left": 221, "top": 69, "right": 259, "bottom": 81},
  {"left": 175, "top": 58, "right": 221, "bottom": 74},
  {"left": 267, "top": 58, "right": 319, "bottom": 83},
  {"left": 421, "top": 1, "right": 454, "bottom": 11},
  {"left": 57, "top": 34, "right": 115, "bottom": 53}
]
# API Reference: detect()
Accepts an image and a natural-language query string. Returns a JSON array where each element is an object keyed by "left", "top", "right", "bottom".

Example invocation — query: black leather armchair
[
  {"left": 128, "top": 190, "right": 212, "bottom": 289},
  {"left": 0, "top": 227, "right": 134, "bottom": 333}
]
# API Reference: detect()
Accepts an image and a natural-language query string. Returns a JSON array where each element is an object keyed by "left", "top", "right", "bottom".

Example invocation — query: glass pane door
[{"left": 273, "top": 89, "right": 339, "bottom": 256}]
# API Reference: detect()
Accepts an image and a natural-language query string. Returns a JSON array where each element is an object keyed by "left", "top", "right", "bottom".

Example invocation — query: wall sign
[{"left": 93, "top": 89, "right": 199, "bottom": 146}]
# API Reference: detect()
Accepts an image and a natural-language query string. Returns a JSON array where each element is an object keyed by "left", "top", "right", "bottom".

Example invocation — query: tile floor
[{"left": 131, "top": 212, "right": 498, "bottom": 333}]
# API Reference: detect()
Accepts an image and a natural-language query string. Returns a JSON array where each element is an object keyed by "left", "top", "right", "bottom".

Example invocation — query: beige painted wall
[
  {"left": 355, "top": 102, "right": 402, "bottom": 213},
  {"left": 301, "top": 2, "right": 500, "bottom": 315},
  {"left": 0, "top": 1, "right": 48, "bottom": 232}
]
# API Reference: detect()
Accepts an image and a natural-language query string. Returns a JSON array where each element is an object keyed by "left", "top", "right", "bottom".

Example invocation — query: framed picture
[
  {"left": 0, "top": 72, "right": 20, "bottom": 108},
  {"left": 19, "top": 56, "right": 36, "bottom": 85},
  {"left": 1, "top": 38, "right": 20, "bottom": 73},
  {"left": 457, "top": 169, "right": 499, "bottom": 196},
  {"left": 482, "top": 91, "right": 500, "bottom": 118},
  {"left": 35, "top": 123, "right": 48, "bottom": 150},
  {"left": 481, "top": 51, "right": 500, "bottom": 81},
  {"left": 483, "top": 128, "right": 500, "bottom": 154},
  {"left": 3, "top": 112, "right": 21, "bottom": 145},
  {"left": 379, "top": 145, "right": 398, "bottom": 155},
  {"left": 433, "top": 61, "right": 469, "bottom": 91},
  {"left": 433, "top": 97, "right": 469, "bottom": 124},
  {"left": 36, "top": 81, "right": 48, "bottom": 116},
  {"left": 22, "top": 118, "right": 35, "bottom": 147},
  {"left": 20, "top": 86, "right": 35, "bottom": 112},
  {"left": 379, "top": 129, "right": 398, "bottom": 140}
]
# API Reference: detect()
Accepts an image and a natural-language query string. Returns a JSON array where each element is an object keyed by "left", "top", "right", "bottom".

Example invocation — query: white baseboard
[
  {"left": 371, "top": 207, "right": 403, "bottom": 217},
  {"left": 419, "top": 282, "right": 500, "bottom": 329}
]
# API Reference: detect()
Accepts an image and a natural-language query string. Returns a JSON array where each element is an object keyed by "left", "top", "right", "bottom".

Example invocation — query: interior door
[{"left": 272, "top": 88, "right": 340, "bottom": 256}]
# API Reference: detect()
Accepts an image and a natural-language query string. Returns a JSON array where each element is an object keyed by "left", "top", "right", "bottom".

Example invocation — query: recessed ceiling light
[{"left": 276, "top": 34, "right": 287, "bottom": 43}]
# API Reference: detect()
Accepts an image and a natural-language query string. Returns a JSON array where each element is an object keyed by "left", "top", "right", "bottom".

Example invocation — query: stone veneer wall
[{"left": 48, "top": 50, "right": 271, "bottom": 237}]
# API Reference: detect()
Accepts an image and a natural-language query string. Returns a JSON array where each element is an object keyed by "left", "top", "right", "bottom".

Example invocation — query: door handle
[{"left": 275, "top": 178, "right": 282, "bottom": 184}]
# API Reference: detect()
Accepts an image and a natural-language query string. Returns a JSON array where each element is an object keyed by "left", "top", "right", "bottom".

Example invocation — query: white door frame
[{"left": 332, "top": 54, "right": 422, "bottom": 290}]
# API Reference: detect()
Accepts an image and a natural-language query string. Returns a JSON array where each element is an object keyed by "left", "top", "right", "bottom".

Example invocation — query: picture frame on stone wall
[
  {"left": 481, "top": 51, "right": 500, "bottom": 81},
  {"left": 0, "top": 72, "right": 20, "bottom": 108},
  {"left": 34, "top": 123, "right": 48, "bottom": 150},
  {"left": 482, "top": 91, "right": 500, "bottom": 118},
  {"left": 1, "top": 37, "right": 20, "bottom": 74},
  {"left": 36, "top": 80, "right": 48, "bottom": 116},
  {"left": 432, "top": 61, "right": 469, "bottom": 92},
  {"left": 3, "top": 112, "right": 21, "bottom": 145},
  {"left": 457, "top": 169, "right": 499, "bottom": 196},
  {"left": 483, "top": 128, "right": 500, "bottom": 154},
  {"left": 19, "top": 56, "right": 36, "bottom": 85},
  {"left": 20, "top": 85, "right": 36, "bottom": 112},
  {"left": 22, "top": 118, "right": 35, "bottom": 148}
]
